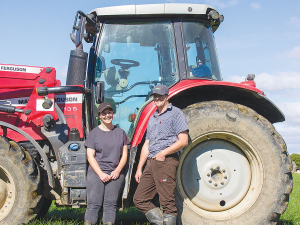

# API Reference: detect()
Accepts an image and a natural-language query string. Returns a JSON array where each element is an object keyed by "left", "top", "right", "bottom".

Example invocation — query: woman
[{"left": 84, "top": 102, "right": 129, "bottom": 225}]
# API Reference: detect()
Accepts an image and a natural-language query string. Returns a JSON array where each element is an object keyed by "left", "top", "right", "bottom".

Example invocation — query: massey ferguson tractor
[{"left": 0, "top": 3, "right": 292, "bottom": 224}]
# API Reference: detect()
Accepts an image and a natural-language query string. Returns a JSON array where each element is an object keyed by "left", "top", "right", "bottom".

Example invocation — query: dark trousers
[
  {"left": 133, "top": 155, "right": 179, "bottom": 216},
  {"left": 84, "top": 167, "right": 125, "bottom": 224}
]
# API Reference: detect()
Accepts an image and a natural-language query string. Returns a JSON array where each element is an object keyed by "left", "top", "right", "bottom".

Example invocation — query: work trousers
[
  {"left": 133, "top": 155, "right": 179, "bottom": 216},
  {"left": 84, "top": 167, "right": 125, "bottom": 224}
]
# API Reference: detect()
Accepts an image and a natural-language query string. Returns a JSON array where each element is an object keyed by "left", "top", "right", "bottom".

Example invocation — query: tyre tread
[
  {"left": 0, "top": 136, "right": 43, "bottom": 224},
  {"left": 178, "top": 100, "right": 293, "bottom": 224}
]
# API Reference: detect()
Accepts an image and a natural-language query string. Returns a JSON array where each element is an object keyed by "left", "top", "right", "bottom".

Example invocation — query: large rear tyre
[
  {"left": 176, "top": 101, "right": 292, "bottom": 224},
  {"left": 0, "top": 137, "right": 43, "bottom": 224}
]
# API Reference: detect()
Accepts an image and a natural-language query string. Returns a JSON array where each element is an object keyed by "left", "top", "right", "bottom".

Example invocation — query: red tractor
[{"left": 0, "top": 3, "right": 292, "bottom": 224}]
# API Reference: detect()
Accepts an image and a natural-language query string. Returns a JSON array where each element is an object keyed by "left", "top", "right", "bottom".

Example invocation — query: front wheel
[
  {"left": 176, "top": 101, "right": 292, "bottom": 224},
  {"left": 0, "top": 137, "right": 43, "bottom": 224}
]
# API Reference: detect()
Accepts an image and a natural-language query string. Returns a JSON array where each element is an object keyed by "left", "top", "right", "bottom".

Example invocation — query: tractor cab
[{"left": 87, "top": 4, "right": 223, "bottom": 137}]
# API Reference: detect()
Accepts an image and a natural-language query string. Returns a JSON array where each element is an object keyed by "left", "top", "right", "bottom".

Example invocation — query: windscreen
[
  {"left": 182, "top": 21, "right": 222, "bottom": 81},
  {"left": 94, "top": 20, "right": 178, "bottom": 138}
]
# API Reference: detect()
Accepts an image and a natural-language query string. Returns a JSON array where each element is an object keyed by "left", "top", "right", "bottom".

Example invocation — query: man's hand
[
  {"left": 153, "top": 150, "right": 166, "bottom": 161},
  {"left": 135, "top": 169, "right": 143, "bottom": 183}
]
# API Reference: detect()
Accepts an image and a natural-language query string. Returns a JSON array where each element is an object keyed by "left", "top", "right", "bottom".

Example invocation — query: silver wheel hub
[
  {"left": 181, "top": 139, "right": 251, "bottom": 211},
  {"left": 203, "top": 162, "right": 230, "bottom": 189},
  {"left": 0, "top": 165, "right": 16, "bottom": 220}
]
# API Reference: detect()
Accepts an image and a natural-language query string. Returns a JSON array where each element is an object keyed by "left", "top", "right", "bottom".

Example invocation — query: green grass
[
  {"left": 278, "top": 173, "right": 300, "bottom": 225},
  {"left": 29, "top": 204, "right": 149, "bottom": 225},
  {"left": 29, "top": 173, "right": 300, "bottom": 225}
]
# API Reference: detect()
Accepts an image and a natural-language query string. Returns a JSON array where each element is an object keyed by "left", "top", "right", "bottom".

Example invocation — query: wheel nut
[
  {"left": 216, "top": 166, "right": 220, "bottom": 169},
  {"left": 207, "top": 173, "right": 210, "bottom": 177},
  {"left": 224, "top": 176, "right": 227, "bottom": 179},
  {"left": 222, "top": 169, "right": 226, "bottom": 173},
  {"left": 221, "top": 182, "right": 224, "bottom": 185},
  {"left": 210, "top": 167, "right": 213, "bottom": 170},
  {"left": 214, "top": 183, "right": 218, "bottom": 186},
  {"left": 209, "top": 180, "right": 212, "bottom": 183}
]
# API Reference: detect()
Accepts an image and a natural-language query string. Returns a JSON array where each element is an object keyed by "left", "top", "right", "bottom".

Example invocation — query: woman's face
[{"left": 99, "top": 109, "right": 113, "bottom": 124}]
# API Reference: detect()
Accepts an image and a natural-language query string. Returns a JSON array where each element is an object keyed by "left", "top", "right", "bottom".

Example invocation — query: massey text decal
[{"left": 1, "top": 97, "right": 30, "bottom": 106}]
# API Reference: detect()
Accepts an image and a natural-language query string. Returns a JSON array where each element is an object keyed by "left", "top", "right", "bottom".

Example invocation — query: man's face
[{"left": 153, "top": 94, "right": 168, "bottom": 108}]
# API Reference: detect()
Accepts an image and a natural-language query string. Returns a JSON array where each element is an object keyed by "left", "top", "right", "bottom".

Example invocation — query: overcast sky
[{"left": 0, "top": 0, "right": 299, "bottom": 154}]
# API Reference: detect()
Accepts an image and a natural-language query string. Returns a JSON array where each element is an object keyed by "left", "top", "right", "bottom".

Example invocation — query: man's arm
[
  {"left": 153, "top": 131, "right": 188, "bottom": 161},
  {"left": 134, "top": 139, "right": 150, "bottom": 183}
]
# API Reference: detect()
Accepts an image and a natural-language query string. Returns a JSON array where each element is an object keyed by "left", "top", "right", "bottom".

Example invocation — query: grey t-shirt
[{"left": 85, "top": 126, "right": 129, "bottom": 173}]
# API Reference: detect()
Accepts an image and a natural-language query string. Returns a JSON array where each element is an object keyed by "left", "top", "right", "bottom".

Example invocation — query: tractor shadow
[{"left": 32, "top": 201, "right": 149, "bottom": 225}]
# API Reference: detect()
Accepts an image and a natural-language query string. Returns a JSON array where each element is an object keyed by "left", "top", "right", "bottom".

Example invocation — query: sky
[{"left": 0, "top": 0, "right": 300, "bottom": 154}]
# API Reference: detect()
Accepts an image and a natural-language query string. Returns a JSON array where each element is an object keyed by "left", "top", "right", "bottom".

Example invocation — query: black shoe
[
  {"left": 145, "top": 207, "right": 163, "bottom": 225},
  {"left": 163, "top": 214, "right": 176, "bottom": 225}
]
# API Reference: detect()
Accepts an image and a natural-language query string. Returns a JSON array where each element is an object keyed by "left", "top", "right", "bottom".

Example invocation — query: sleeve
[
  {"left": 84, "top": 130, "right": 96, "bottom": 149},
  {"left": 123, "top": 130, "right": 130, "bottom": 146},
  {"left": 145, "top": 116, "right": 153, "bottom": 140},
  {"left": 173, "top": 110, "right": 189, "bottom": 135},
  {"left": 145, "top": 129, "right": 149, "bottom": 140}
]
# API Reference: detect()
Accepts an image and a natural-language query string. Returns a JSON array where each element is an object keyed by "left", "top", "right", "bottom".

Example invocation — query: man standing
[{"left": 133, "top": 84, "right": 189, "bottom": 225}]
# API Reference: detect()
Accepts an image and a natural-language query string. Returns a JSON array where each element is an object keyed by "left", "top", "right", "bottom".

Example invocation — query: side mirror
[{"left": 96, "top": 81, "right": 105, "bottom": 104}]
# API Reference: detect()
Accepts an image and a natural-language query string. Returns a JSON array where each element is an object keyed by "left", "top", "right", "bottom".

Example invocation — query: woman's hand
[
  {"left": 110, "top": 170, "right": 120, "bottom": 180},
  {"left": 99, "top": 172, "right": 111, "bottom": 183}
]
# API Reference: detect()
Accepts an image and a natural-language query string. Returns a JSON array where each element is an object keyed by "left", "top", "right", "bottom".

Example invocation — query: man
[{"left": 133, "top": 84, "right": 189, "bottom": 225}]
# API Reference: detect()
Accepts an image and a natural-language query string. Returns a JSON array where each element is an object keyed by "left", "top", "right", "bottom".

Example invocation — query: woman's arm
[
  {"left": 87, "top": 147, "right": 111, "bottom": 183},
  {"left": 110, "top": 145, "right": 128, "bottom": 180}
]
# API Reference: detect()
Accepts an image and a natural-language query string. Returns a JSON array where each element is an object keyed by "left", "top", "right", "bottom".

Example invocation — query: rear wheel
[
  {"left": 176, "top": 101, "right": 292, "bottom": 224},
  {"left": 0, "top": 136, "right": 43, "bottom": 224}
]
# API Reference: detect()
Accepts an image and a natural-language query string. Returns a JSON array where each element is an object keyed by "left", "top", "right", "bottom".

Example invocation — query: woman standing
[{"left": 84, "top": 102, "right": 129, "bottom": 225}]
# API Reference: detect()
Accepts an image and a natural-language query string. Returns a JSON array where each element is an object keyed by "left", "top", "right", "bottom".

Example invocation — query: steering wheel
[{"left": 111, "top": 59, "right": 140, "bottom": 70}]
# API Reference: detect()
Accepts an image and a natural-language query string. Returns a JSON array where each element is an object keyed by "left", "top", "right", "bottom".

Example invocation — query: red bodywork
[
  {"left": 0, "top": 63, "right": 260, "bottom": 149},
  {"left": 0, "top": 64, "right": 83, "bottom": 142},
  {"left": 131, "top": 79, "right": 262, "bottom": 148}
]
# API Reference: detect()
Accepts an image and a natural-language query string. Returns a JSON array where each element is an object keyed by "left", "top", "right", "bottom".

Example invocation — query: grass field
[
  {"left": 278, "top": 173, "right": 300, "bottom": 225},
  {"left": 29, "top": 173, "right": 300, "bottom": 225}
]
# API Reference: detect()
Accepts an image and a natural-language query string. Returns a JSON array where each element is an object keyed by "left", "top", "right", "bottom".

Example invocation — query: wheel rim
[
  {"left": 0, "top": 165, "right": 16, "bottom": 220},
  {"left": 177, "top": 132, "right": 263, "bottom": 220}
]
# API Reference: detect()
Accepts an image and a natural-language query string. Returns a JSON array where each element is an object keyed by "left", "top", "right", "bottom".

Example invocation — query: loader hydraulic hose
[
  {"left": 0, "top": 104, "right": 23, "bottom": 113},
  {"left": 36, "top": 86, "right": 90, "bottom": 96}
]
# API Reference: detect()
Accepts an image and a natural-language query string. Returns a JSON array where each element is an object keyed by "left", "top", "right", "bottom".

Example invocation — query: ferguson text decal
[
  {"left": 0, "top": 64, "right": 43, "bottom": 74},
  {"left": 55, "top": 94, "right": 83, "bottom": 104}
]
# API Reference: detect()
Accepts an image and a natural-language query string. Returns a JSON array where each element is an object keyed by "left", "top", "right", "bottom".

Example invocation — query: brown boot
[{"left": 145, "top": 207, "right": 163, "bottom": 225}]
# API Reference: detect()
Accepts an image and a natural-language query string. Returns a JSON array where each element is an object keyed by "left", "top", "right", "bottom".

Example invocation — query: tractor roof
[
  {"left": 90, "top": 3, "right": 222, "bottom": 32},
  {"left": 91, "top": 3, "right": 218, "bottom": 19}
]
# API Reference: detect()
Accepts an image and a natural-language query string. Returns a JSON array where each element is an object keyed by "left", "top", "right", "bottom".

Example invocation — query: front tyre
[
  {"left": 176, "top": 101, "right": 292, "bottom": 224},
  {"left": 0, "top": 137, "right": 43, "bottom": 224}
]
